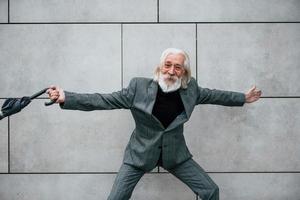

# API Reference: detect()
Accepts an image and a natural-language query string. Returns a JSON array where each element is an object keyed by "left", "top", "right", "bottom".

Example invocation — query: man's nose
[{"left": 168, "top": 66, "right": 175, "bottom": 75}]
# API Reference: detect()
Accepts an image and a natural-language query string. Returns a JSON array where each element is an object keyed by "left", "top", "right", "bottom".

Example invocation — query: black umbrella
[{"left": 0, "top": 88, "right": 55, "bottom": 120}]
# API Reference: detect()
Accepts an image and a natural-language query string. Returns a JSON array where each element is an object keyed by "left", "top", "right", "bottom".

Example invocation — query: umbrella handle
[
  {"left": 30, "top": 88, "right": 48, "bottom": 99},
  {"left": 44, "top": 99, "right": 56, "bottom": 106},
  {"left": 29, "top": 88, "right": 56, "bottom": 106}
]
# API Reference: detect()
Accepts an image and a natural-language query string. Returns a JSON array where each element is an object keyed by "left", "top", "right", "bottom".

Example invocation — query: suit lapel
[
  {"left": 144, "top": 81, "right": 166, "bottom": 128},
  {"left": 179, "top": 88, "right": 193, "bottom": 119},
  {"left": 145, "top": 80, "right": 158, "bottom": 115}
]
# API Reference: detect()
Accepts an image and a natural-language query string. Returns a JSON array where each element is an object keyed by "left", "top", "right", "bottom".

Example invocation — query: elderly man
[{"left": 47, "top": 48, "right": 261, "bottom": 200}]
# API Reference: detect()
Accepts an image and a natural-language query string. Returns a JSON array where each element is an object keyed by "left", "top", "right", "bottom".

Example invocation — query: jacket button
[
  {"left": 158, "top": 146, "right": 162, "bottom": 149},
  {"left": 163, "top": 145, "right": 167, "bottom": 147}
]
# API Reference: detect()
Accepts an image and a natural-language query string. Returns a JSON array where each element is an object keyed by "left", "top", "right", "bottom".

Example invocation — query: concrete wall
[{"left": 0, "top": 0, "right": 299, "bottom": 199}]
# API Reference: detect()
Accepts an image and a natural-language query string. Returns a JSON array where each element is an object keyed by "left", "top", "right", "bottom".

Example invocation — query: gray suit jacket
[{"left": 61, "top": 77, "right": 245, "bottom": 172}]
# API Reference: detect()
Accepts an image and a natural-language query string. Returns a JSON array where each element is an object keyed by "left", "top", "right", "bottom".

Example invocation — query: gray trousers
[{"left": 107, "top": 158, "right": 219, "bottom": 200}]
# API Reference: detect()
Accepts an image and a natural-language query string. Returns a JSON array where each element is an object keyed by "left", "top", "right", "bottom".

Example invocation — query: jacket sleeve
[
  {"left": 60, "top": 78, "right": 137, "bottom": 111},
  {"left": 196, "top": 86, "right": 246, "bottom": 106}
]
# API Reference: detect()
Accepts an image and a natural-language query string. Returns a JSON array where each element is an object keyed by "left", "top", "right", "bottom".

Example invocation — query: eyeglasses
[{"left": 163, "top": 63, "right": 184, "bottom": 71}]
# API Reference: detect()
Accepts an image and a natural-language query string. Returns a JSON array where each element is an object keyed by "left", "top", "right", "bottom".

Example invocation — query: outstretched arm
[
  {"left": 196, "top": 84, "right": 262, "bottom": 106},
  {"left": 245, "top": 85, "right": 262, "bottom": 103},
  {"left": 46, "top": 78, "right": 137, "bottom": 111},
  {"left": 197, "top": 87, "right": 246, "bottom": 106}
]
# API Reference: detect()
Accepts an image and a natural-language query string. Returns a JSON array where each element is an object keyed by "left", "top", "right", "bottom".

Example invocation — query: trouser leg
[
  {"left": 107, "top": 163, "right": 145, "bottom": 200},
  {"left": 168, "top": 158, "right": 219, "bottom": 200}
]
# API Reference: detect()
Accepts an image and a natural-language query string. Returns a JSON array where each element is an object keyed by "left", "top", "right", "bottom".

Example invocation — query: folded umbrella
[{"left": 0, "top": 88, "right": 55, "bottom": 120}]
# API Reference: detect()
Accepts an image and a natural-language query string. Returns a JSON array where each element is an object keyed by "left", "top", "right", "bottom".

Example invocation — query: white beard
[{"left": 158, "top": 73, "right": 182, "bottom": 93}]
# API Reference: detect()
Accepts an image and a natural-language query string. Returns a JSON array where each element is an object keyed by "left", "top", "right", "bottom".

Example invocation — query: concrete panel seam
[
  {"left": 7, "top": 0, "right": 9, "bottom": 23},
  {"left": 195, "top": 23, "right": 198, "bottom": 82},
  {"left": 0, "top": 171, "right": 170, "bottom": 174},
  {"left": 3, "top": 171, "right": 300, "bottom": 174},
  {"left": 1, "top": 21, "right": 300, "bottom": 25},
  {"left": 3, "top": 97, "right": 300, "bottom": 99},
  {"left": 261, "top": 96, "right": 300, "bottom": 98},
  {"left": 121, "top": 24, "right": 124, "bottom": 89},
  {"left": 157, "top": 0, "right": 159, "bottom": 23}
]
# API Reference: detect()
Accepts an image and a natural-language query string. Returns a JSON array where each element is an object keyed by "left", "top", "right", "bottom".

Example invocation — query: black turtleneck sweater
[
  {"left": 152, "top": 86, "right": 184, "bottom": 128},
  {"left": 152, "top": 86, "right": 184, "bottom": 166}
]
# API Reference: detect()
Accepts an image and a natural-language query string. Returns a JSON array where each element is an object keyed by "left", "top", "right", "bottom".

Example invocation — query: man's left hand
[{"left": 245, "top": 86, "right": 262, "bottom": 103}]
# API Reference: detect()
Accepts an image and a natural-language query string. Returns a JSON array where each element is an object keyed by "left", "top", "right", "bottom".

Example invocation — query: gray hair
[{"left": 154, "top": 48, "right": 191, "bottom": 89}]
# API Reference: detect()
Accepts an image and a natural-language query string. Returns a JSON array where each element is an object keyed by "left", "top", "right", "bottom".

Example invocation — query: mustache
[{"left": 162, "top": 74, "right": 178, "bottom": 80}]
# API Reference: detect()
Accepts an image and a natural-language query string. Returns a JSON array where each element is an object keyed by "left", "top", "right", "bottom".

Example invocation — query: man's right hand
[{"left": 46, "top": 85, "right": 65, "bottom": 104}]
